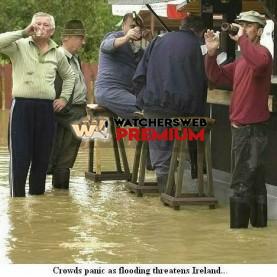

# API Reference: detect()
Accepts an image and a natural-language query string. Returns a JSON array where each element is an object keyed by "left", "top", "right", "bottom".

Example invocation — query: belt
[
  {"left": 72, "top": 103, "right": 86, "bottom": 107},
  {"left": 231, "top": 121, "right": 268, "bottom": 128},
  {"left": 231, "top": 123, "right": 247, "bottom": 128}
]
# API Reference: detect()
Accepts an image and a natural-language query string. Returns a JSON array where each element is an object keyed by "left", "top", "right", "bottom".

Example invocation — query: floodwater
[{"left": 1, "top": 110, "right": 277, "bottom": 264}]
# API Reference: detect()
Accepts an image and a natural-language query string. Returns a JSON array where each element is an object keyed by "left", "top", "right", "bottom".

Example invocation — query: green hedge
[{"left": 0, "top": 0, "right": 121, "bottom": 63}]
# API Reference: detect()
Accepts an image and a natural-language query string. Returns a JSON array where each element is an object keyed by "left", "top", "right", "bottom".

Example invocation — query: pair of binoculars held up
[
  {"left": 221, "top": 23, "right": 239, "bottom": 35},
  {"left": 132, "top": 11, "right": 144, "bottom": 29}
]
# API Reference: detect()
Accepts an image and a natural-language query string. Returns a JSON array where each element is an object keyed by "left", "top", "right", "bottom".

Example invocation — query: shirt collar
[
  {"left": 28, "top": 36, "right": 58, "bottom": 50},
  {"left": 60, "top": 46, "right": 73, "bottom": 59}
]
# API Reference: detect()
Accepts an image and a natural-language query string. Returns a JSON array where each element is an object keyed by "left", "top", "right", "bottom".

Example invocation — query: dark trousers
[
  {"left": 144, "top": 110, "right": 188, "bottom": 177},
  {"left": 231, "top": 123, "right": 268, "bottom": 198},
  {"left": 9, "top": 98, "right": 55, "bottom": 197},
  {"left": 95, "top": 87, "right": 139, "bottom": 119},
  {"left": 48, "top": 105, "right": 86, "bottom": 171}
]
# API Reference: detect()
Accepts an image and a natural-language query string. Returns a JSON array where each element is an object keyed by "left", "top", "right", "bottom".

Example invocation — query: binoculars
[
  {"left": 132, "top": 11, "right": 144, "bottom": 29},
  {"left": 221, "top": 22, "right": 239, "bottom": 35}
]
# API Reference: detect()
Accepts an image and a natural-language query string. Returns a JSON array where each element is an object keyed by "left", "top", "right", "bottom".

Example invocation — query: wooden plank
[
  {"left": 242, "top": 0, "right": 264, "bottom": 12},
  {"left": 205, "top": 132, "right": 214, "bottom": 197},
  {"left": 131, "top": 141, "right": 142, "bottom": 183},
  {"left": 160, "top": 193, "right": 217, "bottom": 206},
  {"left": 87, "top": 103, "right": 100, "bottom": 110},
  {"left": 207, "top": 89, "right": 231, "bottom": 106},
  {"left": 207, "top": 89, "right": 277, "bottom": 112},
  {"left": 182, "top": 0, "right": 201, "bottom": 15},
  {"left": 0, "top": 68, "right": 4, "bottom": 110},
  {"left": 126, "top": 182, "right": 158, "bottom": 194},
  {"left": 85, "top": 171, "right": 131, "bottom": 182}
]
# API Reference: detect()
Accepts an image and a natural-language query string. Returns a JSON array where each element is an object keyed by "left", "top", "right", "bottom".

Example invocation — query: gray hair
[{"left": 31, "top": 12, "right": 55, "bottom": 29}]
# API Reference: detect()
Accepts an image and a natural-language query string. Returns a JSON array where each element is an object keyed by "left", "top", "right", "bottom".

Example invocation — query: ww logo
[{"left": 71, "top": 118, "right": 109, "bottom": 140}]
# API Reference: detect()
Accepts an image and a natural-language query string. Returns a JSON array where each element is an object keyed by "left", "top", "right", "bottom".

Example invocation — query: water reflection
[
  {"left": 7, "top": 192, "right": 78, "bottom": 263},
  {"left": 1, "top": 110, "right": 277, "bottom": 263},
  {"left": 0, "top": 110, "right": 9, "bottom": 146}
]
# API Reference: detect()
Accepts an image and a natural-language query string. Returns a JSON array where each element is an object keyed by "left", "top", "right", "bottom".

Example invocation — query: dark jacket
[{"left": 133, "top": 30, "right": 207, "bottom": 116}]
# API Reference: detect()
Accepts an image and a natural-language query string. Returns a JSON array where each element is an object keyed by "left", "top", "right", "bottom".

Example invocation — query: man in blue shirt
[{"left": 95, "top": 13, "right": 147, "bottom": 118}]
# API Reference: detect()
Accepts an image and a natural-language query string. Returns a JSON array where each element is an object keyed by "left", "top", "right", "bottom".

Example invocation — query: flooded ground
[{"left": 1, "top": 110, "right": 277, "bottom": 264}]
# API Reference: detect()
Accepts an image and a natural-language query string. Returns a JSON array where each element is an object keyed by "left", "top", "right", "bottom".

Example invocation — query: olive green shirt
[
  {"left": 0, "top": 30, "right": 75, "bottom": 101},
  {"left": 61, "top": 47, "right": 87, "bottom": 104}
]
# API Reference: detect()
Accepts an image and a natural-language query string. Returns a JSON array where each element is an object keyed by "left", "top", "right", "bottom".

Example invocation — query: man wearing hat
[
  {"left": 204, "top": 11, "right": 272, "bottom": 228},
  {"left": 48, "top": 19, "right": 87, "bottom": 189}
]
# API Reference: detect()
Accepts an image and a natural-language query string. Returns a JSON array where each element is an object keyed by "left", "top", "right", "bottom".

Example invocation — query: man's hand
[
  {"left": 125, "top": 27, "right": 142, "bottom": 41},
  {"left": 23, "top": 23, "right": 36, "bottom": 37},
  {"left": 204, "top": 29, "right": 220, "bottom": 56},
  {"left": 53, "top": 98, "right": 67, "bottom": 112},
  {"left": 229, "top": 23, "right": 244, "bottom": 42},
  {"left": 114, "top": 27, "right": 142, "bottom": 48}
]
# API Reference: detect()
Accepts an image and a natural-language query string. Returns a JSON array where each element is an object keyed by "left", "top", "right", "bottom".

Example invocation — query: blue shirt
[{"left": 95, "top": 31, "right": 143, "bottom": 91}]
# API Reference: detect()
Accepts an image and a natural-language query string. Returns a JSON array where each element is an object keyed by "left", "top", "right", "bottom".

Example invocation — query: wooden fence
[{"left": 0, "top": 63, "right": 98, "bottom": 110}]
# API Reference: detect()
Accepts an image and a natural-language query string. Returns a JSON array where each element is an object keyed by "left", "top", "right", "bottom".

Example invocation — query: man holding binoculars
[
  {"left": 95, "top": 12, "right": 151, "bottom": 118},
  {"left": 205, "top": 11, "right": 272, "bottom": 229}
]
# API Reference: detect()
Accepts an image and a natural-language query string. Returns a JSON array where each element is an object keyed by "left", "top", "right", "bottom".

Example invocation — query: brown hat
[{"left": 62, "top": 19, "right": 85, "bottom": 36}]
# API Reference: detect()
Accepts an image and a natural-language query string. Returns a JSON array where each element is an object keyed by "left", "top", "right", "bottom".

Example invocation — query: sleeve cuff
[
  {"left": 105, "top": 38, "right": 116, "bottom": 51},
  {"left": 238, "top": 35, "right": 247, "bottom": 46},
  {"left": 58, "top": 96, "right": 69, "bottom": 103},
  {"left": 21, "top": 30, "right": 29, "bottom": 38}
]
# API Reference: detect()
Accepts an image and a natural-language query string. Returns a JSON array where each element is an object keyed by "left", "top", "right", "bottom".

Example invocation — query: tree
[{"left": 0, "top": 0, "right": 121, "bottom": 63}]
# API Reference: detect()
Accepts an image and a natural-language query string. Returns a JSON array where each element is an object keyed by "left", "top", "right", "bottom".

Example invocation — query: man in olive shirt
[
  {"left": 48, "top": 20, "right": 87, "bottom": 189},
  {"left": 0, "top": 12, "right": 75, "bottom": 197}
]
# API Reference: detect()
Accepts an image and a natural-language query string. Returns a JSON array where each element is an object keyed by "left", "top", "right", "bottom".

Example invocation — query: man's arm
[
  {"left": 228, "top": 24, "right": 272, "bottom": 76},
  {"left": 0, "top": 30, "right": 24, "bottom": 56},
  {"left": 204, "top": 29, "right": 235, "bottom": 87},
  {"left": 238, "top": 35, "right": 272, "bottom": 76},
  {"left": 205, "top": 55, "right": 235, "bottom": 87},
  {"left": 0, "top": 24, "right": 37, "bottom": 56},
  {"left": 100, "top": 33, "right": 118, "bottom": 53},
  {"left": 101, "top": 28, "right": 142, "bottom": 53}
]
